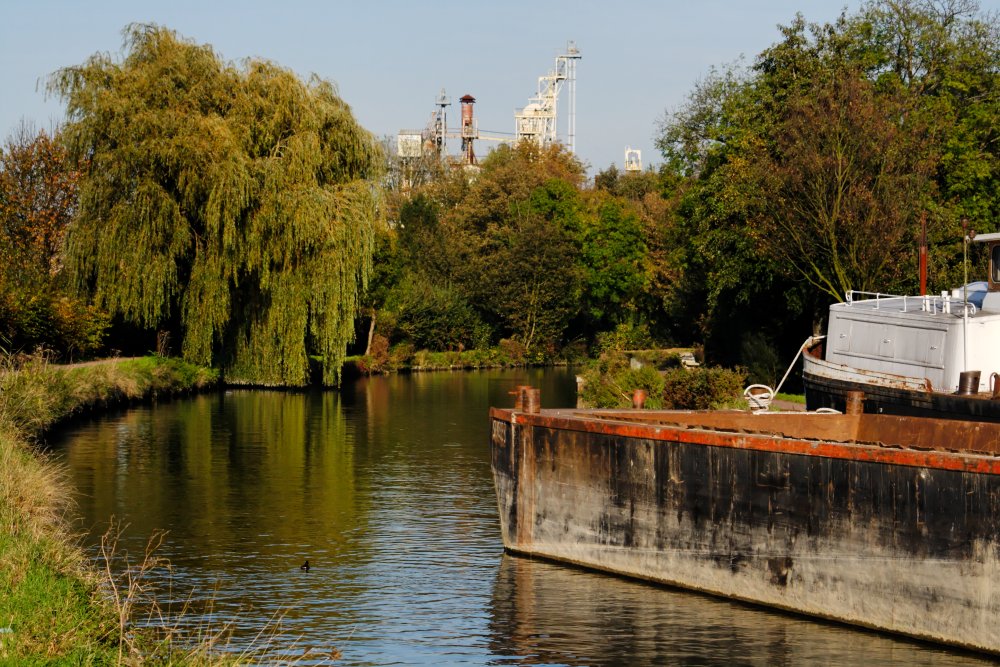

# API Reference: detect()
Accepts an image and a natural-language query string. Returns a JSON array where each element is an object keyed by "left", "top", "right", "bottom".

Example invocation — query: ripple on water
[{"left": 54, "top": 370, "right": 999, "bottom": 666}]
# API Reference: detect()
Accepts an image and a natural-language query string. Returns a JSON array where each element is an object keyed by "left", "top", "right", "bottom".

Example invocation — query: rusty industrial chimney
[{"left": 460, "top": 94, "right": 477, "bottom": 165}]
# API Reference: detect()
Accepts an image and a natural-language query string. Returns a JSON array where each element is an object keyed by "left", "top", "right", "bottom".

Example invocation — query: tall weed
[{"left": 0, "top": 353, "right": 235, "bottom": 664}]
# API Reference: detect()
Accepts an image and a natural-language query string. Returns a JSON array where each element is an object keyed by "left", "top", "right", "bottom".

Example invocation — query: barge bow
[{"left": 490, "top": 403, "right": 1000, "bottom": 655}]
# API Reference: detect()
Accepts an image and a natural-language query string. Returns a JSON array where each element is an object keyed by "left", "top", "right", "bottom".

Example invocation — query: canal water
[{"left": 51, "top": 368, "right": 992, "bottom": 666}]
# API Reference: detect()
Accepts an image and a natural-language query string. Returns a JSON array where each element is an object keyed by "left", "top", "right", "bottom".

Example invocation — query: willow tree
[{"left": 51, "top": 24, "right": 383, "bottom": 385}]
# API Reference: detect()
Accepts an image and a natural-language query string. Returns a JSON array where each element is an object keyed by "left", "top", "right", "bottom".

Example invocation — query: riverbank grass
[{"left": 0, "top": 355, "right": 217, "bottom": 663}]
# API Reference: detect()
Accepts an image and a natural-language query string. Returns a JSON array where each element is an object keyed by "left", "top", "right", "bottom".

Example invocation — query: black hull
[
  {"left": 803, "top": 370, "right": 1000, "bottom": 422},
  {"left": 491, "top": 407, "right": 1000, "bottom": 653}
]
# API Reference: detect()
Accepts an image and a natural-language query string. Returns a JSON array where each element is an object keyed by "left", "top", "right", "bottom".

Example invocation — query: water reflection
[
  {"left": 488, "top": 555, "right": 991, "bottom": 666},
  {"left": 51, "top": 368, "right": 993, "bottom": 665}
]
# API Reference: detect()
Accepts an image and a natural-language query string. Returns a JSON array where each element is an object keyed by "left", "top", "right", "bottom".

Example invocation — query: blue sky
[{"left": 2, "top": 1, "right": 997, "bottom": 174}]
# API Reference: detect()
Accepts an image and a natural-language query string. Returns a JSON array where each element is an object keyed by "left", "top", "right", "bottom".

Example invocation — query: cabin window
[{"left": 994, "top": 245, "right": 1000, "bottom": 284}]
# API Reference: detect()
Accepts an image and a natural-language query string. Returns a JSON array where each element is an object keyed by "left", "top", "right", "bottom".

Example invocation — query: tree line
[{"left": 2, "top": 1, "right": 998, "bottom": 386}]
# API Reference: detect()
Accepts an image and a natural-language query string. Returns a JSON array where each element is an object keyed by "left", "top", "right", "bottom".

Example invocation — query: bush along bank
[
  {"left": 577, "top": 350, "right": 747, "bottom": 410},
  {"left": 0, "top": 355, "right": 217, "bottom": 663},
  {"left": 345, "top": 336, "right": 578, "bottom": 378}
]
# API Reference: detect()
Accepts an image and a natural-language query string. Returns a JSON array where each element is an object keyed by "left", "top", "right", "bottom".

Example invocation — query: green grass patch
[
  {"left": 0, "top": 354, "right": 219, "bottom": 663},
  {"left": 0, "top": 534, "right": 117, "bottom": 663}
]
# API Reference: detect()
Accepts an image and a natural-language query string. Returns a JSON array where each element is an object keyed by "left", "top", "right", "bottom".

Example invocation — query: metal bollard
[
  {"left": 845, "top": 391, "right": 864, "bottom": 415},
  {"left": 524, "top": 387, "right": 541, "bottom": 414},
  {"left": 632, "top": 389, "right": 647, "bottom": 409},
  {"left": 510, "top": 385, "right": 532, "bottom": 411}
]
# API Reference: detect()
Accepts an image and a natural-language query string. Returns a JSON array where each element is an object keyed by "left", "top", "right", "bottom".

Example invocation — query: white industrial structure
[
  {"left": 624, "top": 147, "right": 642, "bottom": 172},
  {"left": 515, "top": 42, "right": 581, "bottom": 150},
  {"left": 398, "top": 42, "right": 581, "bottom": 165},
  {"left": 432, "top": 88, "right": 450, "bottom": 155}
]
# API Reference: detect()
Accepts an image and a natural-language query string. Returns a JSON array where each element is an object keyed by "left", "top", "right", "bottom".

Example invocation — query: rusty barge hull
[
  {"left": 490, "top": 408, "right": 1000, "bottom": 654},
  {"left": 803, "top": 366, "right": 1000, "bottom": 422},
  {"left": 803, "top": 342, "right": 1000, "bottom": 422}
]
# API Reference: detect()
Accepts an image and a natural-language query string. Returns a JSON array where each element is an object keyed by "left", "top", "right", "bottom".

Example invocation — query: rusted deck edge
[{"left": 489, "top": 407, "right": 1000, "bottom": 475}]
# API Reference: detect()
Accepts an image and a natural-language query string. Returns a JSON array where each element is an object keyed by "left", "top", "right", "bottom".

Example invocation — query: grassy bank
[
  {"left": 345, "top": 339, "right": 577, "bottom": 378},
  {"left": 0, "top": 355, "right": 217, "bottom": 663}
]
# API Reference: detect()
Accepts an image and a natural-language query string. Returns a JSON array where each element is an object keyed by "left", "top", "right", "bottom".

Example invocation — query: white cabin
[{"left": 825, "top": 232, "right": 1000, "bottom": 393}]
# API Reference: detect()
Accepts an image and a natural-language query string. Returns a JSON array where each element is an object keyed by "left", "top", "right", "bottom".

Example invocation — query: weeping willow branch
[{"left": 51, "top": 24, "right": 384, "bottom": 386}]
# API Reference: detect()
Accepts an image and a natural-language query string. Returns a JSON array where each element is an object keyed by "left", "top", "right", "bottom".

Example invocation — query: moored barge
[
  {"left": 803, "top": 231, "right": 1000, "bottom": 421},
  {"left": 490, "top": 395, "right": 1000, "bottom": 654}
]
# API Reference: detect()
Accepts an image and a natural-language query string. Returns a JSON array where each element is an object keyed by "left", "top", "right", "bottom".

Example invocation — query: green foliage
[
  {"left": 594, "top": 321, "right": 655, "bottom": 353},
  {"left": 653, "top": 0, "right": 1000, "bottom": 365},
  {"left": 754, "top": 74, "right": 938, "bottom": 301},
  {"left": 351, "top": 340, "right": 535, "bottom": 375},
  {"left": 423, "top": 143, "right": 589, "bottom": 357},
  {"left": 659, "top": 366, "right": 747, "bottom": 410},
  {"left": 384, "top": 272, "right": 489, "bottom": 351},
  {"left": 740, "top": 333, "right": 783, "bottom": 388},
  {"left": 578, "top": 352, "right": 666, "bottom": 409},
  {"left": 375, "top": 139, "right": 669, "bottom": 361},
  {"left": 474, "top": 212, "right": 582, "bottom": 356},
  {"left": 594, "top": 165, "right": 660, "bottom": 201},
  {"left": 0, "top": 290, "right": 109, "bottom": 359},
  {"left": 51, "top": 24, "right": 384, "bottom": 386},
  {"left": 580, "top": 350, "right": 745, "bottom": 410},
  {"left": 0, "top": 124, "right": 108, "bottom": 360},
  {"left": 361, "top": 1, "right": 1000, "bottom": 372},
  {"left": 0, "top": 355, "right": 217, "bottom": 437},
  {"left": 444, "top": 146, "right": 587, "bottom": 355},
  {"left": 497, "top": 338, "right": 528, "bottom": 365},
  {"left": 397, "top": 194, "right": 458, "bottom": 282},
  {"left": 575, "top": 193, "right": 649, "bottom": 327},
  {"left": 0, "top": 533, "right": 118, "bottom": 663}
]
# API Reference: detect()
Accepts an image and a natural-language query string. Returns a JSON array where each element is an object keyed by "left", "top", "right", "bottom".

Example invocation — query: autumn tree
[
  {"left": 0, "top": 123, "right": 107, "bottom": 357},
  {"left": 754, "top": 74, "right": 938, "bottom": 301},
  {"left": 51, "top": 25, "right": 383, "bottom": 385},
  {"left": 0, "top": 123, "right": 77, "bottom": 284}
]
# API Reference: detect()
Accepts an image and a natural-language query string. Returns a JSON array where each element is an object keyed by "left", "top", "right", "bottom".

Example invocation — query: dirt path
[{"left": 51, "top": 357, "right": 143, "bottom": 369}]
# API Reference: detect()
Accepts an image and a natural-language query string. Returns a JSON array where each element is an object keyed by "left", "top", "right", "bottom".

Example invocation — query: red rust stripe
[{"left": 490, "top": 408, "right": 1000, "bottom": 475}]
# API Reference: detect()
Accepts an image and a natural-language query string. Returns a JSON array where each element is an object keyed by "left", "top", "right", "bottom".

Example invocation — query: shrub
[
  {"left": 356, "top": 335, "right": 391, "bottom": 374},
  {"left": 411, "top": 349, "right": 431, "bottom": 369},
  {"left": 660, "top": 366, "right": 747, "bottom": 410},
  {"left": 0, "top": 288, "right": 108, "bottom": 361},
  {"left": 740, "top": 333, "right": 782, "bottom": 387},
  {"left": 579, "top": 351, "right": 747, "bottom": 410},
  {"left": 497, "top": 338, "right": 527, "bottom": 366},
  {"left": 559, "top": 338, "right": 589, "bottom": 362},
  {"left": 389, "top": 342, "right": 415, "bottom": 367},
  {"left": 385, "top": 274, "right": 486, "bottom": 351},
  {"left": 578, "top": 352, "right": 665, "bottom": 409},
  {"left": 594, "top": 321, "right": 654, "bottom": 352}
]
